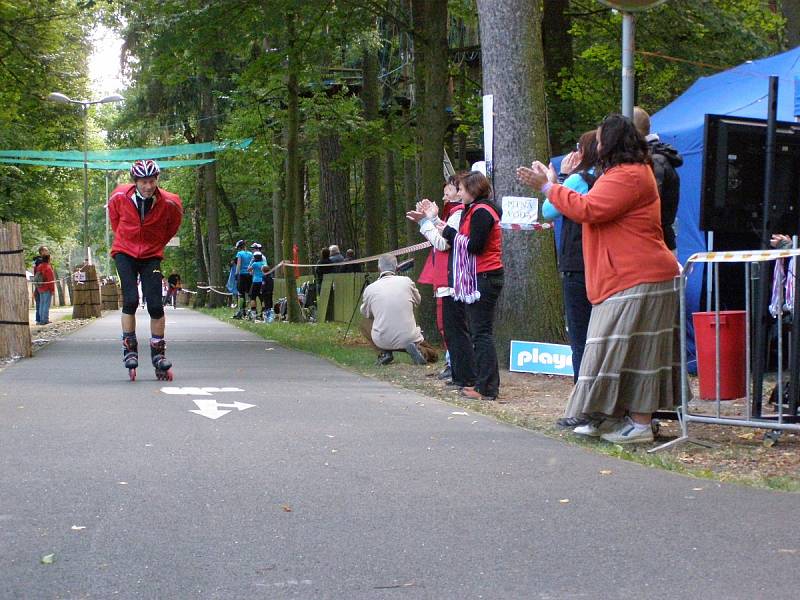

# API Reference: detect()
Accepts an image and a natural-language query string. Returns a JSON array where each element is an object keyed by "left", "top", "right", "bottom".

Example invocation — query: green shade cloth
[
  {"left": 0, "top": 138, "right": 252, "bottom": 161},
  {"left": 0, "top": 157, "right": 216, "bottom": 170}
]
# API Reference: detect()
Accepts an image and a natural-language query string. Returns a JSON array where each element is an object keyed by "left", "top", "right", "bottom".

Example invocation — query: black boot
[
  {"left": 122, "top": 334, "right": 138, "bottom": 369},
  {"left": 150, "top": 338, "right": 173, "bottom": 380}
]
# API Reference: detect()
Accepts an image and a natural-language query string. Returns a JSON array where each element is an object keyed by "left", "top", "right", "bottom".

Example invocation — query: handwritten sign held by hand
[{"left": 500, "top": 196, "right": 539, "bottom": 228}]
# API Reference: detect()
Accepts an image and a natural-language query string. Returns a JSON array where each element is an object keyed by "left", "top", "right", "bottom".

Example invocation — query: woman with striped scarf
[{"left": 430, "top": 171, "right": 504, "bottom": 401}]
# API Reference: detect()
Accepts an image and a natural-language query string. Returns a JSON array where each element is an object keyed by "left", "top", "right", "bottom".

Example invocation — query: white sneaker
[
  {"left": 600, "top": 417, "right": 654, "bottom": 444},
  {"left": 573, "top": 416, "right": 621, "bottom": 437}
]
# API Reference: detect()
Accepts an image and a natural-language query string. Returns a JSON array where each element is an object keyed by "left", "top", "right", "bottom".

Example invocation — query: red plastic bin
[{"left": 692, "top": 311, "right": 746, "bottom": 400}]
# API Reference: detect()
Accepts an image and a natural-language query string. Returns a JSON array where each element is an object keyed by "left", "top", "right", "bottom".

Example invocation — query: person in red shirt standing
[
  {"left": 108, "top": 160, "right": 183, "bottom": 381},
  {"left": 34, "top": 253, "right": 55, "bottom": 325}
]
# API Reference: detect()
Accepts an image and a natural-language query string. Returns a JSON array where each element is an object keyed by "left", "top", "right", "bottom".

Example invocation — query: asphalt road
[{"left": 1, "top": 309, "right": 798, "bottom": 599}]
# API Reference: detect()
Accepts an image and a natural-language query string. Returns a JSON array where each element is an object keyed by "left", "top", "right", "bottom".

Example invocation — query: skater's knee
[
  {"left": 147, "top": 305, "right": 165, "bottom": 320},
  {"left": 122, "top": 300, "right": 139, "bottom": 315}
]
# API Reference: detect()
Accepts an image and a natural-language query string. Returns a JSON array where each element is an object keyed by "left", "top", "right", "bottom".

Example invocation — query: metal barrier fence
[{"left": 652, "top": 249, "right": 800, "bottom": 453}]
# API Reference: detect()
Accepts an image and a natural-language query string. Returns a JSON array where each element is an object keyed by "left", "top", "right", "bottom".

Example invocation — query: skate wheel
[
  {"left": 129, "top": 368, "right": 136, "bottom": 382},
  {"left": 156, "top": 369, "right": 173, "bottom": 381}
]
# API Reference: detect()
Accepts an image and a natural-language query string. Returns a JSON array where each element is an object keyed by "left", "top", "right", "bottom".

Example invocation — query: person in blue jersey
[
  {"left": 539, "top": 130, "right": 599, "bottom": 428},
  {"left": 232, "top": 240, "right": 254, "bottom": 319},
  {"left": 247, "top": 251, "right": 267, "bottom": 320}
]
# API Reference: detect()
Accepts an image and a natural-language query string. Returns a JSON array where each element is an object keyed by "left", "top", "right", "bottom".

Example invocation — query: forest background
[{"left": 1, "top": 0, "right": 797, "bottom": 355}]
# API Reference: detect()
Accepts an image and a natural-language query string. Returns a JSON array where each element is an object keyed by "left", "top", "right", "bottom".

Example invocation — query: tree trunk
[
  {"left": 272, "top": 182, "right": 282, "bottom": 265},
  {"left": 198, "top": 74, "right": 225, "bottom": 308},
  {"left": 542, "top": 0, "right": 573, "bottom": 81},
  {"left": 193, "top": 171, "right": 209, "bottom": 284},
  {"left": 385, "top": 144, "right": 399, "bottom": 250},
  {"left": 411, "top": 0, "right": 449, "bottom": 206},
  {"left": 283, "top": 11, "right": 302, "bottom": 322},
  {"left": 294, "top": 158, "right": 309, "bottom": 264},
  {"left": 217, "top": 183, "right": 240, "bottom": 233},
  {"left": 318, "top": 131, "right": 357, "bottom": 251},
  {"left": 410, "top": 0, "right": 449, "bottom": 343},
  {"left": 783, "top": 0, "right": 800, "bottom": 47},
  {"left": 542, "top": 0, "right": 575, "bottom": 154},
  {"left": 477, "top": 0, "right": 564, "bottom": 364},
  {"left": 362, "top": 43, "right": 384, "bottom": 255},
  {"left": 403, "top": 155, "right": 417, "bottom": 245}
]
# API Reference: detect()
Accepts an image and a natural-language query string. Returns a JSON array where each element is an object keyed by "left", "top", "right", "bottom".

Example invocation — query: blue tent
[{"left": 651, "top": 46, "right": 800, "bottom": 368}]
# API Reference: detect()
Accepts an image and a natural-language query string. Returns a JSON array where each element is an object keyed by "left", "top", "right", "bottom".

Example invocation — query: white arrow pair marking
[
  {"left": 160, "top": 386, "right": 244, "bottom": 396},
  {"left": 189, "top": 399, "right": 256, "bottom": 420}
]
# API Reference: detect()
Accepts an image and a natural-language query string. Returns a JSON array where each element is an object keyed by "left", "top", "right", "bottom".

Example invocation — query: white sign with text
[{"left": 500, "top": 196, "right": 539, "bottom": 228}]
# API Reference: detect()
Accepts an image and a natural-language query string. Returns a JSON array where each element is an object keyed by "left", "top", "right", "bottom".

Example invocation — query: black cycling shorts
[
  {"left": 237, "top": 273, "right": 252, "bottom": 295},
  {"left": 115, "top": 253, "right": 164, "bottom": 318}
]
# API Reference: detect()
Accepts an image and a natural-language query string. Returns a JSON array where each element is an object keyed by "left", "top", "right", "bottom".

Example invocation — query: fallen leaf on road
[
  {"left": 281, "top": 505, "right": 293, "bottom": 512},
  {"left": 451, "top": 411, "right": 469, "bottom": 416},
  {"left": 559, "top": 499, "right": 570, "bottom": 504},
  {"left": 692, "top": 487, "right": 704, "bottom": 491},
  {"left": 117, "top": 482, "right": 128, "bottom": 485},
  {"left": 599, "top": 470, "right": 613, "bottom": 475},
  {"left": 374, "top": 581, "right": 416, "bottom": 589},
  {"left": 40, "top": 554, "right": 55, "bottom": 564},
  {"left": 778, "top": 548, "right": 798, "bottom": 554},
  {"left": 71, "top": 526, "right": 86, "bottom": 531},
  {"left": 331, "top": 449, "right": 338, "bottom": 454}
]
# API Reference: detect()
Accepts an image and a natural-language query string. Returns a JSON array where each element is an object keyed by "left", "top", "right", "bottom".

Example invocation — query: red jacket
[
  {"left": 109, "top": 184, "right": 183, "bottom": 260},
  {"left": 35, "top": 263, "right": 55, "bottom": 293},
  {"left": 459, "top": 202, "right": 503, "bottom": 274},
  {"left": 418, "top": 202, "right": 465, "bottom": 289},
  {"left": 547, "top": 163, "right": 678, "bottom": 304}
]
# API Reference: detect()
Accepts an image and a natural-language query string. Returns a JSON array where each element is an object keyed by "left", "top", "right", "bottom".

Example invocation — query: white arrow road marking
[
  {"left": 161, "top": 387, "right": 245, "bottom": 396},
  {"left": 189, "top": 399, "right": 256, "bottom": 420}
]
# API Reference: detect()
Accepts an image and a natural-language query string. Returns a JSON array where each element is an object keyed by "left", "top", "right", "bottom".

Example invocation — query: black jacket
[
  {"left": 558, "top": 171, "right": 596, "bottom": 272},
  {"left": 649, "top": 140, "right": 683, "bottom": 250}
]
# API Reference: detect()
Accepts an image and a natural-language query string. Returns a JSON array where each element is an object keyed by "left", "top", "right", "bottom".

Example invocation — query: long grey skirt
[{"left": 564, "top": 279, "right": 680, "bottom": 418}]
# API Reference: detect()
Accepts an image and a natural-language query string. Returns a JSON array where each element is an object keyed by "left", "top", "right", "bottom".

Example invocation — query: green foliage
[
  {"left": 0, "top": 1, "right": 94, "bottom": 242},
  {"left": 551, "top": 0, "right": 785, "bottom": 148}
]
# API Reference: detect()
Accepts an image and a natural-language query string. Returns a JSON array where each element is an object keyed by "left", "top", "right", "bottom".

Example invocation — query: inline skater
[
  {"left": 108, "top": 159, "right": 183, "bottom": 381},
  {"left": 247, "top": 250, "right": 267, "bottom": 320},
  {"left": 231, "top": 240, "right": 254, "bottom": 319}
]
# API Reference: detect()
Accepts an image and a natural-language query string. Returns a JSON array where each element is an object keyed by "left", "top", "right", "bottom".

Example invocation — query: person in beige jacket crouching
[{"left": 360, "top": 254, "right": 439, "bottom": 366}]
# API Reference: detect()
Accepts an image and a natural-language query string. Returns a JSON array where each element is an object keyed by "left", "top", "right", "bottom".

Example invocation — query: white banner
[{"left": 482, "top": 94, "right": 493, "bottom": 178}]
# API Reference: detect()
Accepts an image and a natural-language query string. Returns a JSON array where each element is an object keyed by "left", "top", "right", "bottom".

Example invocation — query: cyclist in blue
[
  {"left": 247, "top": 250, "right": 267, "bottom": 320},
  {"left": 232, "top": 240, "right": 253, "bottom": 319}
]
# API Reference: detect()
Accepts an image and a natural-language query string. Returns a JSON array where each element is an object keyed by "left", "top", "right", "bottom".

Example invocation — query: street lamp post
[
  {"left": 597, "top": 1, "right": 670, "bottom": 117},
  {"left": 47, "top": 92, "right": 124, "bottom": 265}
]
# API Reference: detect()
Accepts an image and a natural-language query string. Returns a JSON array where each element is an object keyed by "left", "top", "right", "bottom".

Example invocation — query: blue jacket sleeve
[
  {"left": 541, "top": 199, "right": 561, "bottom": 221},
  {"left": 541, "top": 173, "right": 589, "bottom": 221}
]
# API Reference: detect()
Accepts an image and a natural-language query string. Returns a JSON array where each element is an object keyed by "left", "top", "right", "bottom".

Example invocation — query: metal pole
[
  {"left": 706, "top": 231, "right": 714, "bottom": 310},
  {"left": 752, "top": 75, "right": 780, "bottom": 418},
  {"left": 82, "top": 103, "right": 90, "bottom": 265},
  {"left": 105, "top": 172, "right": 110, "bottom": 276},
  {"left": 621, "top": 12, "right": 635, "bottom": 118}
]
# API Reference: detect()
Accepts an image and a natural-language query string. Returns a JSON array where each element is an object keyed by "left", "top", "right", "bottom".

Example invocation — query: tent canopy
[{"left": 650, "top": 47, "right": 800, "bottom": 366}]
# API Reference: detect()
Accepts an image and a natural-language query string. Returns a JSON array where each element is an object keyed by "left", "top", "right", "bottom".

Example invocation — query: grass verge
[{"left": 200, "top": 307, "right": 800, "bottom": 492}]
